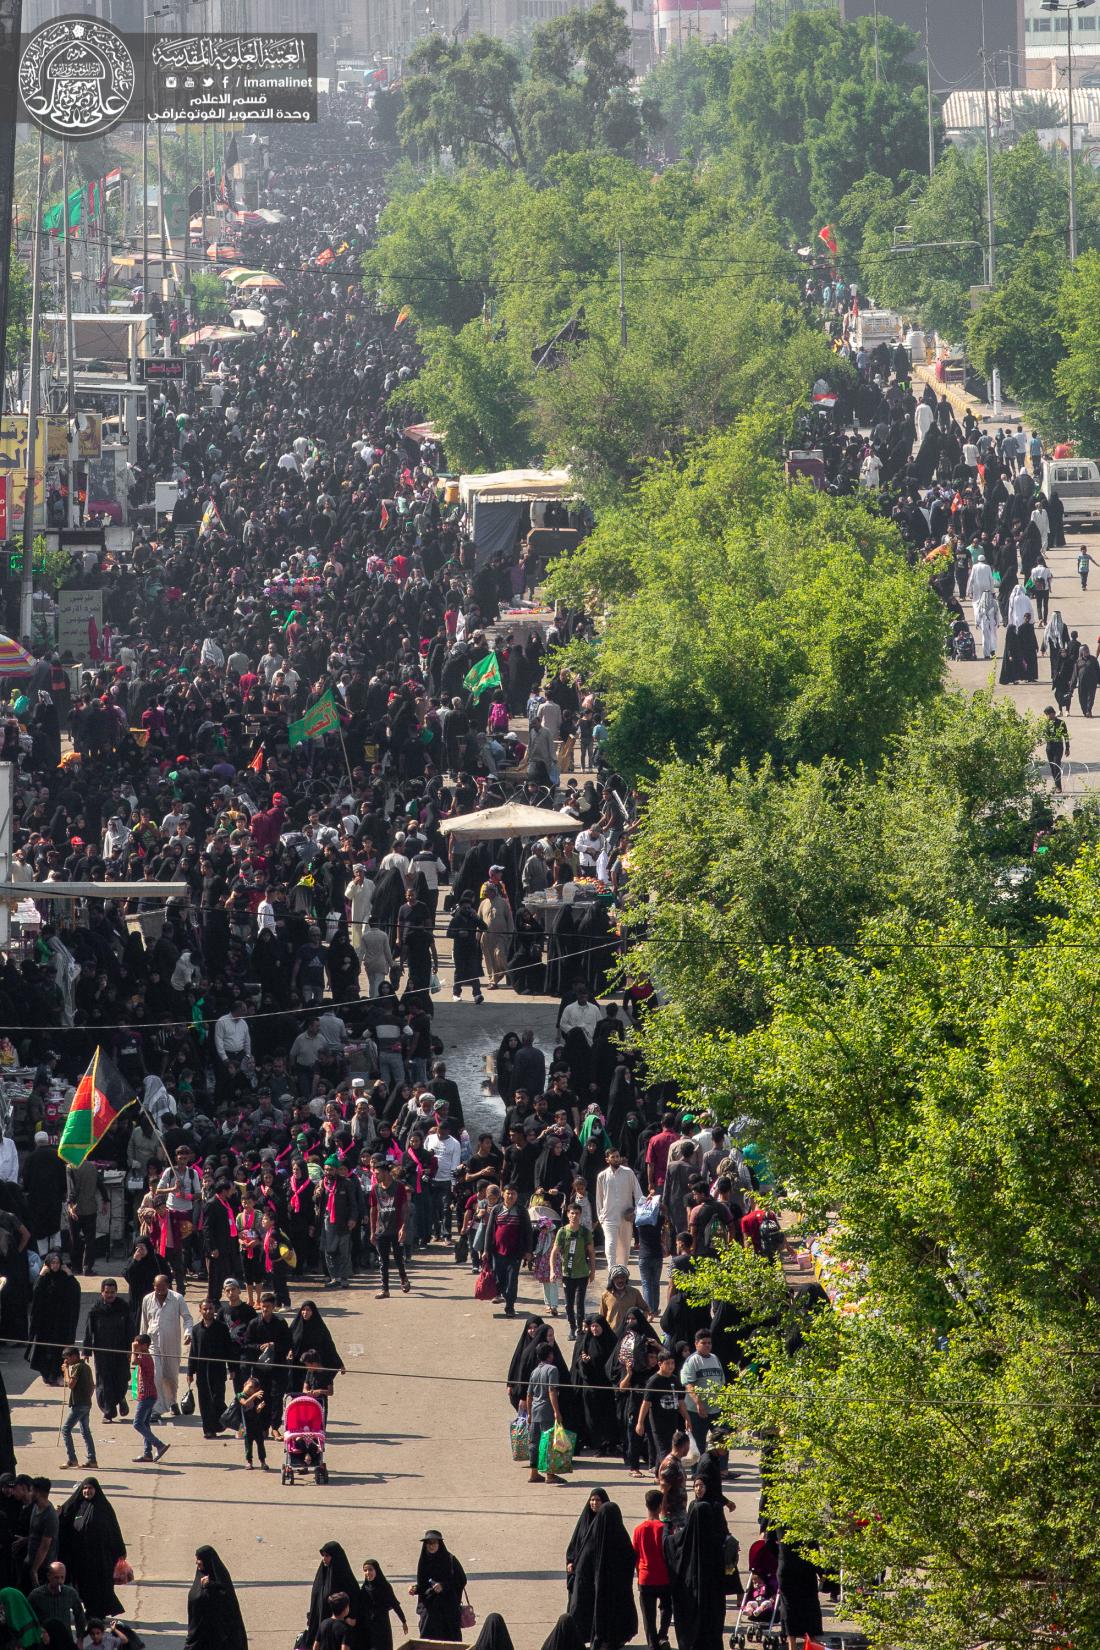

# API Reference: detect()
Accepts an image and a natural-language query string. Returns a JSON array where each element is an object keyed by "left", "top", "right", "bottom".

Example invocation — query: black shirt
[{"left": 644, "top": 1372, "right": 685, "bottom": 1444}]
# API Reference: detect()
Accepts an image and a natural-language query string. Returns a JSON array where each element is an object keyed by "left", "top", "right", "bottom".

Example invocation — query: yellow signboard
[{"left": 0, "top": 416, "right": 102, "bottom": 531}]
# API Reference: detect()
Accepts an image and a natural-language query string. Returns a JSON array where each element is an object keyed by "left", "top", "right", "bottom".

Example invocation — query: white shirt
[
  {"left": 559, "top": 1000, "right": 603, "bottom": 1044},
  {"left": 411, "top": 853, "right": 446, "bottom": 891},
  {"left": 596, "top": 1163, "right": 643, "bottom": 1224},
  {"left": 380, "top": 851, "right": 411, "bottom": 879},
  {"left": 575, "top": 828, "right": 605, "bottom": 870},
  {"left": 425, "top": 1131, "right": 462, "bottom": 1181},
  {"left": 318, "top": 1011, "right": 348, "bottom": 1048},
  {"left": 214, "top": 1012, "right": 251, "bottom": 1062}
]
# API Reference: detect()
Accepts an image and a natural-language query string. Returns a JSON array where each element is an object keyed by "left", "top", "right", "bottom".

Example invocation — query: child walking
[{"left": 240, "top": 1375, "right": 270, "bottom": 1470}]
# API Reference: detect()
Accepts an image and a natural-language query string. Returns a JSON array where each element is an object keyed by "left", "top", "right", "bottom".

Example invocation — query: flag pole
[{"left": 335, "top": 718, "right": 356, "bottom": 792}]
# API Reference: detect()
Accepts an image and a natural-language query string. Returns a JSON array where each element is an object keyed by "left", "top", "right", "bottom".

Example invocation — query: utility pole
[
  {"left": 618, "top": 238, "right": 627, "bottom": 348},
  {"left": 142, "top": 14, "right": 150, "bottom": 310},
  {"left": 870, "top": 0, "right": 883, "bottom": 82},
  {"left": 979, "top": 0, "right": 996, "bottom": 288},
  {"left": 21, "top": 131, "right": 45, "bottom": 643},
  {"left": 0, "top": 0, "right": 26, "bottom": 415},
  {"left": 923, "top": 0, "right": 935, "bottom": 177},
  {"left": 61, "top": 142, "right": 78, "bottom": 529}
]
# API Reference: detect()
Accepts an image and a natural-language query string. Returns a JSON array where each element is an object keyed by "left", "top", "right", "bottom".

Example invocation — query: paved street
[
  {"left": 951, "top": 525, "right": 1100, "bottom": 800},
  {"left": 1, "top": 998, "right": 761, "bottom": 1650}
]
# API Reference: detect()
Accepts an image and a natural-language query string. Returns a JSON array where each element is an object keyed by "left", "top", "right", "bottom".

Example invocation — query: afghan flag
[
  {"left": 462, "top": 651, "right": 502, "bottom": 703},
  {"left": 288, "top": 689, "right": 342, "bottom": 748},
  {"left": 58, "top": 1049, "right": 136, "bottom": 1166},
  {"left": 818, "top": 224, "right": 838, "bottom": 257}
]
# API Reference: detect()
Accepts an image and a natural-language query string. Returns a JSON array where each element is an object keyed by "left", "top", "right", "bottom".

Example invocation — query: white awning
[
  {"left": 458, "top": 468, "right": 573, "bottom": 507},
  {"left": 439, "top": 803, "right": 582, "bottom": 841}
]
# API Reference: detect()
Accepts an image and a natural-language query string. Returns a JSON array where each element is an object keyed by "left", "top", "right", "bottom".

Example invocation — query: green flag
[
  {"left": 462, "top": 652, "right": 502, "bottom": 704},
  {"left": 288, "top": 689, "right": 341, "bottom": 748}
]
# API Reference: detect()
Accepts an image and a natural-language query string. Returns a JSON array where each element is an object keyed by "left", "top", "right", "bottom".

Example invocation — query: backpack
[{"left": 758, "top": 1213, "right": 784, "bottom": 1258}]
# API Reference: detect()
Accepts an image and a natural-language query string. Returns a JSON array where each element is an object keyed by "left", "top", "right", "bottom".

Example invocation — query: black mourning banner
[{"left": 16, "top": 18, "right": 318, "bottom": 138}]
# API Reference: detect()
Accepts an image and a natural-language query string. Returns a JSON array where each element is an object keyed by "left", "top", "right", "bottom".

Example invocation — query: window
[
  {"left": 1078, "top": 13, "right": 1097, "bottom": 26},
  {"left": 1055, "top": 14, "right": 1069, "bottom": 28},
  {"left": 1034, "top": 16, "right": 1052, "bottom": 29}
]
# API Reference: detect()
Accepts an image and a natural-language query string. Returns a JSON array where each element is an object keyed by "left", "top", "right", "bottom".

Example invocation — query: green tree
[
  {"left": 364, "top": 171, "right": 517, "bottom": 332},
  {"left": 517, "top": 0, "right": 659, "bottom": 169},
  {"left": 676, "top": 862, "right": 1100, "bottom": 1650},
  {"left": 967, "top": 236, "right": 1069, "bottom": 434},
  {"left": 546, "top": 416, "right": 946, "bottom": 779},
  {"left": 619, "top": 691, "right": 1039, "bottom": 1034},
  {"left": 1053, "top": 248, "right": 1100, "bottom": 447},
  {"left": 391, "top": 321, "right": 534, "bottom": 472},
  {"left": 399, "top": 34, "right": 528, "bottom": 170},
  {"left": 724, "top": 11, "right": 934, "bottom": 236}
]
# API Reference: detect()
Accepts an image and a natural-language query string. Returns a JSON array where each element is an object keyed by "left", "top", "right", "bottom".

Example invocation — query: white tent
[
  {"left": 439, "top": 802, "right": 582, "bottom": 841},
  {"left": 458, "top": 468, "right": 573, "bottom": 566}
]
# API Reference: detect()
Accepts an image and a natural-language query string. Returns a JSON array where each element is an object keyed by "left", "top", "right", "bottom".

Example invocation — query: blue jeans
[
  {"left": 62, "top": 1404, "right": 94, "bottom": 1463},
  {"left": 639, "top": 1251, "right": 663, "bottom": 1313},
  {"left": 133, "top": 1396, "right": 165, "bottom": 1457},
  {"left": 493, "top": 1253, "right": 521, "bottom": 1311},
  {"left": 378, "top": 1051, "right": 405, "bottom": 1089}
]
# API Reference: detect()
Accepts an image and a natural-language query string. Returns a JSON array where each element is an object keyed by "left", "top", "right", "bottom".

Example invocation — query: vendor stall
[{"left": 457, "top": 469, "right": 573, "bottom": 568}]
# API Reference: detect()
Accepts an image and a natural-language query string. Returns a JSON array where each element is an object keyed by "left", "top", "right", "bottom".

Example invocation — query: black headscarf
[
  {"left": 186, "top": 1546, "right": 247, "bottom": 1650},
  {"left": 506, "top": 1315, "right": 546, "bottom": 1389},
  {"left": 470, "top": 1613, "right": 515, "bottom": 1650},
  {"left": 58, "top": 1478, "right": 126, "bottom": 1617},
  {"left": 290, "top": 1302, "right": 345, "bottom": 1376},
  {"left": 359, "top": 1551, "right": 407, "bottom": 1643},
  {"left": 539, "top": 1616, "right": 587, "bottom": 1650},
  {"left": 666, "top": 1494, "right": 728, "bottom": 1650},
  {"left": 604, "top": 1307, "right": 661, "bottom": 1383},
  {"left": 414, "top": 1534, "right": 467, "bottom": 1642},
  {"left": 569, "top": 1315, "right": 618, "bottom": 1453},
  {"left": 566, "top": 1502, "right": 638, "bottom": 1650},
  {"left": 565, "top": 1487, "right": 610, "bottom": 1582},
  {"left": 308, "top": 1542, "right": 359, "bottom": 1642}
]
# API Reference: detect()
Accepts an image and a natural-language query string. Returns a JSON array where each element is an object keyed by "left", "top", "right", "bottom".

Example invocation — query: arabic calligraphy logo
[{"left": 19, "top": 16, "right": 135, "bottom": 138}]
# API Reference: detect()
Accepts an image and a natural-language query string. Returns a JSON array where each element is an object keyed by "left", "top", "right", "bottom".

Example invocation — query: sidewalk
[{"left": 949, "top": 531, "right": 1100, "bottom": 800}]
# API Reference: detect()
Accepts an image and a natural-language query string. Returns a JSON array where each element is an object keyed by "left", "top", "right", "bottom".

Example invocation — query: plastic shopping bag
[
  {"left": 474, "top": 1265, "right": 498, "bottom": 1302},
  {"left": 538, "top": 1423, "right": 576, "bottom": 1475},
  {"left": 510, "top": 1414, "right": 530, "bottom": 1461}
]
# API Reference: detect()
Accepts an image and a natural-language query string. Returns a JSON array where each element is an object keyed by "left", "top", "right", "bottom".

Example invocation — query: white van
[{"left": 1041, "top": 458, "right": 1100, "bottom": 527}]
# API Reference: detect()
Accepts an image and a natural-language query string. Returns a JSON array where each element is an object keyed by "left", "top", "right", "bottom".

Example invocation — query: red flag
[
  {"left": 316, "top": 247, "right": 335, "bottom": 268},
  {"left": 379, "top": 503, "right": 390, "bottom": 533},
  {"left": 393, "top": 306, "right": 411, "bottom": 330},
  {"left": 818, "top": 224, "right": 838, "bottom": 256},
  {"left": 247, "top": 746, "right": 264, "bottom": 773}
]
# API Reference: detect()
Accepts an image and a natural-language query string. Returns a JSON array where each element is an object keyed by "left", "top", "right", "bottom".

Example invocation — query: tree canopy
[
  {"left": 546, "top": 416, "right": 944, "bottom": 779},
  {"left": 396, "top": 1, "right": 658, "bottom": 176}
]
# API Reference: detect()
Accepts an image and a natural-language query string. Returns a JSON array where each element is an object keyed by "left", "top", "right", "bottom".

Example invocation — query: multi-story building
[{"left": 1022, "top": 0, "right": 1100, "bottom": 88}]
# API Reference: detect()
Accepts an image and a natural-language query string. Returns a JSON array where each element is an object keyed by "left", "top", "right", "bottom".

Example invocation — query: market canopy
[
  {"left": 458, "top": 468, "right": 573, "bottom": 567},
  {"left": 231, "top": 307, "right": 267, "bottom": 331},
  {"left": 235, "top": 272, "right": 285, "bottom": 289},
  {"left": 439, "top": 802, "right": 582, "bottom": 841},
  {"left": 178, "top": 325, "right": 240, "bottom": 346},
  {"left": 458, "top": 468, "right": 572, "bottom": 506}
]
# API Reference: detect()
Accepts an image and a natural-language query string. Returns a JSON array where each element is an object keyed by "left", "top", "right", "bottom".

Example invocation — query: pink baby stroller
[{"left": 281, "top": 1393, "right": 329, "bottom": 1485}]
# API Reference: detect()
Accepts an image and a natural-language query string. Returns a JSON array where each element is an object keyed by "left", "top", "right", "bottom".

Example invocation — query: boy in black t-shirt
[{"left": 636, "top": 1346, "right": 689, "bottom": 1460}]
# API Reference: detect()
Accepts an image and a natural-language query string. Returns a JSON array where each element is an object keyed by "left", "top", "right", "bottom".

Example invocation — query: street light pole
[
  {"left": 979, "top": 0, "right": 996, "bottom": 288},
  {"left": 1043, "top": 0, "right": 1096, "bottom": 264}
]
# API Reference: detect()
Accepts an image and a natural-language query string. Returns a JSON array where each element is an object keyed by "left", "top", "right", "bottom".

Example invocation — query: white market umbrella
[{"left": 439, "top": 802, "right": 582, "bottom": 841}]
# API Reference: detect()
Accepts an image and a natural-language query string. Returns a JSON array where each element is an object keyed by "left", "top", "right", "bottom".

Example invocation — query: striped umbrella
[
  {"left": 235, "top": 272, "right": 285, "bottom": 290},
  {"left": 0, "top": 634, "right": 36, "bottom": 677}
]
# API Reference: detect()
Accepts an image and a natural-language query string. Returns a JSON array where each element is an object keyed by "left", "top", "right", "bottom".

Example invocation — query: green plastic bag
[{"left": 537, "top": 1423, "right": 576, "bottom": 1475}]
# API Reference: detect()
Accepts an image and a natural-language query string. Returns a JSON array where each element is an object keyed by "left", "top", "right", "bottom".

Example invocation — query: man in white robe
[
  {"left": 139, "top": 1275, "right": 193, "bottom": 1417},
  {"left": 974, "top": 590, "right": 999, "bottom": 661},
  {"left": 966, "top": 554, "right": 996, "bottom": 602}
]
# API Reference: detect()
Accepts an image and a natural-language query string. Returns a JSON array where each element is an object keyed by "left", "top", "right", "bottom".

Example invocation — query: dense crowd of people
[{"left": 0, "top": 92, "right": 870, "bottom": 1650}]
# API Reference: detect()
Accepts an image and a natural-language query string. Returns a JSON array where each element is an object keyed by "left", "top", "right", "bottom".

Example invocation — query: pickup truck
[{"left": 1040, "top": 458, "right": 1100, "bottom": 528}]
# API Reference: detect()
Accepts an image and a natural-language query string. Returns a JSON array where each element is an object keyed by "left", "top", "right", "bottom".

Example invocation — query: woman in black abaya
[
  {"left": 540, "top": 1617, "right": 587, "bottom": 1650},
  {"left": 410, "top": 1530, "right": 467, "bottom": 1642},
  {"left": 665, "top": 1479, "right": 729, "bottom": 1650},
  {"left": 777, "top": 1541, "right": 824, "bottom": 1649},
  {"left": 58, "top": 1478, "right": 126, "bottom": 1617},
  {"left": 27, "top": 1251, "right": 80, "bottom": 1384},
  {"left": 566, "top": 1501, "right": 638, "bottom": 1650},
  {"left": 288, "top": 1300, "right": 345, "bottom": 1396},
  {"left": 570, "top": 1316, "right": 618, "bottom": 1454},
  {"left": 565, "top": 1487, "right": 609, "bottom": 1593},
  {"left": 306, "top": 1542, "right": 360, "bottom": 1647},
  {"left": 371, "top": 867, "right": 406, "bottom": 951},
  {"left": 185, "top": 1546, "right": 247, "bottom": 1650},
  {"left": 470, "top": 1614, "right": 515, "bottom": 1650},
  {"left": 359, "top": 1559, "right": 407, "bottom": 1650}
]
